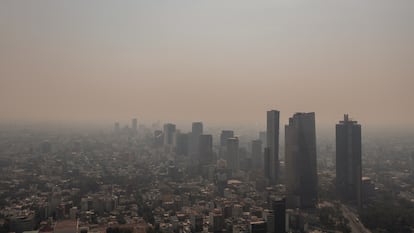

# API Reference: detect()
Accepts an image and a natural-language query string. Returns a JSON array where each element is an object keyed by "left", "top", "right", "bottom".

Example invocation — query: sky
[{"left": 0, "top": 0, "right": 413, "bottom": 129}]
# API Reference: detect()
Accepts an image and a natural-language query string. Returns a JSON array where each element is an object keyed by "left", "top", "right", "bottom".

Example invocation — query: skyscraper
[
  {"left": 226, "top": 137, "right": 239, "bottom": 172},
  {"left": 266, "top": 110, "right": 280, "bottom": 184},
  {"left": 190, "top": 122, "right": 203, "bottom": 162},
  {"left": 285, "top": 112, "right": 317, "bottom": 208},
  {"left": 259, "top": 131, "right": 266, "bottom": 146},
  {"left": 264, "top": 148, "right": 271, "bottom": 179},
  {"left": 199, "top": 134, "right": 213, "bottom": 165},
  {"left": 220, "top": 130, "right": 234, "bottom": 147},
  {"left": 163, "top": 123, "right": 176, "bottom": 146},
  {"left": 175, "top": 131, "right": 189, "bottom": 156},
  {"left": 251, "top": 140, "right": 263, "bottom": 169},
  {"left": 272, "top": 198, "right": 286, "bottom": 233},
  {"left": 336, "top": 114, "right": 362, "bottom": 207}
]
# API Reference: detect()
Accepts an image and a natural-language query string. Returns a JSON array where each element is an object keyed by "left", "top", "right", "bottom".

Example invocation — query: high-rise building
[
  {"left": 285, "top": 112, "right": 317, "bottom": 208},
  {"left": 273, "top": 198, "right": 286, "bottom": 233},
  {"left": 190, "top": 122, "right": 203, "bottom": 161},
  {"left": 175, "top": 132, "right": 189, "bottom": 156},
  {"left": 199, "top": 134, "right": 213, "bottom": 165},
  {"left": 264, "top": 147, "right": 270, "bottom": 178},
  {"left": 163, "top": 123, "right": 176, "bottom": 146},
  {"left": 220, "top": 130, "right": 234, "bottom": 147},
  {"left": 131, "top": 118, "right": 138, "bottom": 132},
  {"left": 267, "top": 110, "right": 280, "bottom": 184},
  {"left": 336, "top": 114, "right": 362, "bottom": 207},
  {"left": 226, "top": 137, "right": 239, "bottom": 172},
  {"left": 251, "top": 140, "right": 263, "bottom": 169},
  {"left": 259, "top": 131, "right": 266, "bottom": 146}
]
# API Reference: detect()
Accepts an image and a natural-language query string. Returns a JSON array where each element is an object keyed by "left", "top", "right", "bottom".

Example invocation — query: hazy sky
[{"left": 1, "top": 0, "right": 413, "bottom": 128}]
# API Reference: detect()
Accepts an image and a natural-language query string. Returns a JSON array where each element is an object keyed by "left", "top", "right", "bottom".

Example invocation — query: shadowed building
[
  {"left": 336, "top": 114, "right": 362, "bottom": 207},
  {"left": 285, "top": 112, "right": 317, "bottom": 208},
  {"left": 175, "top": 132, "right": 189, "bottom": 156},
  {"left": 190, "top": 122, "right": 203, "bottom": 161},
  {"left": 251, "top": 140, "right": 263, "bottom": 169},
  {"left": 199, "top": 134, "right": 213, "bottom": 165},
  {"left": 220, "top": 130, "right": 234, "bottom": 147},
  {"left": 266, "top": 110, "right": 280, "bottom": 184},
  {"left": 163, "top": 123, "right": 176, "bottom": 146},
  {"left": 273, "top": 198, "right": 286, "bottom": 233},
  {"left": 226, "top": 137, "right": 239, "bottom": 172},
  {"left": 264, "top": 147, "right": 271, "bottom": 179}
]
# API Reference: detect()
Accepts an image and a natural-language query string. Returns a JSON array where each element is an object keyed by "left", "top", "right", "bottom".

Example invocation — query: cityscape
[
  {"left": 1, "top": 1, "right": 413, "bottom": 233},
  {"left": 1, "top": 112, "right": 414, "bottom": 233}
]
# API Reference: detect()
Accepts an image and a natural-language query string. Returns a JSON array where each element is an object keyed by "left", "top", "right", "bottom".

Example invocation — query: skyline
[{"left": 1, "top": 0, "right": 413, "bottom": 128}]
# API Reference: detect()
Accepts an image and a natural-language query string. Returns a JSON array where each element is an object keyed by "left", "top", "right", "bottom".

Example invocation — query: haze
[{"left": 1, "top": 0, "right": 413, "bottom": 128}]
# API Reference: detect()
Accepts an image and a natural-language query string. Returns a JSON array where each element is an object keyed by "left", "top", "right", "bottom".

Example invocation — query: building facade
[{"left": 285, "top": 112, "right": 318, "bottom": 208}]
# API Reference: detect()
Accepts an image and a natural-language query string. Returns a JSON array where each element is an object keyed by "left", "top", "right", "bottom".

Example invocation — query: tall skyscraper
[
  {"left": 264, "top": 148, "right": 271, "bottom": 179},
  {"left": 272, "top": 198, "right": 286, "bottom": 233},
  {"left": 336, "top": 114, "right": 362, "bottom": 207},
  {"left": 131, "top": 118, "right": 138, "bottom": 132},
  {"left": 175, "top": 131, "right": 189, "bottom": 156},
  {"left": 285, "top": 112, "right": 317, "bottom": 208},
  {"left": 190, "top": 122, "right": 203, "bottom": 161},
  {"left": 220, "top": 130, "right": 234, "bottom": 147},
  {"left": 163, "top": 123, "right": 176, "bottom": 146},
  {"left": 266, "top": 110, "right": 280, "bottom": 184},
  {"left": 199, "top": 134, "right": 213, "bottom": 165},
  {"left": 259, "top": 131, "right": 266, "bottom": 146},
  {"left": 251, "top": 140, "right": 263, "bottom": 169},
  {"left": 219, "top": 130, "right": 234, "bottom": 159},
  {"left": 226, "top": 137, "right": 239, "bottom": 172}
]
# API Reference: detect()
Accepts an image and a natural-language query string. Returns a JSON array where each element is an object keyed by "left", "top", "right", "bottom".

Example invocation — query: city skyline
[{"left": 1, "top": 0, "right": 413, "bottom": 128}]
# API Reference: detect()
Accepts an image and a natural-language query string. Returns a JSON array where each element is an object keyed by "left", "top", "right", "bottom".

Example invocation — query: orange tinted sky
[{"left": 0, "top": 0, "right": 413, "bottom": 128}]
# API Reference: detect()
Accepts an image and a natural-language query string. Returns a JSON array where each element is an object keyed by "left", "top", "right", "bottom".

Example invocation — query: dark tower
[
  {"left": 190, "top": 122, "right": 203, "bottom": 162},
  {"left": 226, "top": 137, "right": 239, "bottom": 172},
  {"left": 285, "top": 112, "right": 317, "bottom": 208},
  {"left": 266, "top": 110, "right": 280, "bottom": 184},
  {"left": 273, "top": 198, "right": 286, "bottom": 233},
  {"left": 251, "top": 140, "right": 263, "bottom": 169},
  {"left": 336, "top": 114, "right": 362, "bottom": 207},
  {"left": 199, "top": 134, "right": 213, "bottom": 165}
]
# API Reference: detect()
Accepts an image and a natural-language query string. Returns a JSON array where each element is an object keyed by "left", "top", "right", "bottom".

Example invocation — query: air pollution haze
[{"left": 0, "top": 0, "right": 413, "bottom": 128}]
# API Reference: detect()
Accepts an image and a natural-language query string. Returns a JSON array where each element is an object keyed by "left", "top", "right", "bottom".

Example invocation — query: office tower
[
  {"left": 175, "top": 132, "right": 189, "bottom": 156},
  {"left": 226, "top": 137, "right": 239, "bottom": 172},
  {"left": 163, "top": 123, "right": 176, "bottom": 146},
  {"left": 336, "top": 114, "right": 362, "bottom": 207},
  {"left": 267, "top": 110, "right": 280, "bottom": 184},
  {"left": 273, "top": 198, "right": 286, "bottom": 233},
  {"left": 131, "top": 118, "right": 138, "bottom": 132},
  {"left": 259, "top": 131, "right": 266, "bottom": 146},
  {"left": 190, "top": 122, "right": 203, "bottom": 159},
  {"left": 251, "top": 140, "right": 263, "bottom": 169},
  {"left": 264, "top": 148, "right": 270, "bottom": 178},
  {"left": 285, "top": 112, "right": 317, "bottom": 208},
  {"left": 199, "top": 134, "right": 213, "bottom": 165},
  {"left": 220, "top": 130, "right": 234, "bottom": 147}
]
